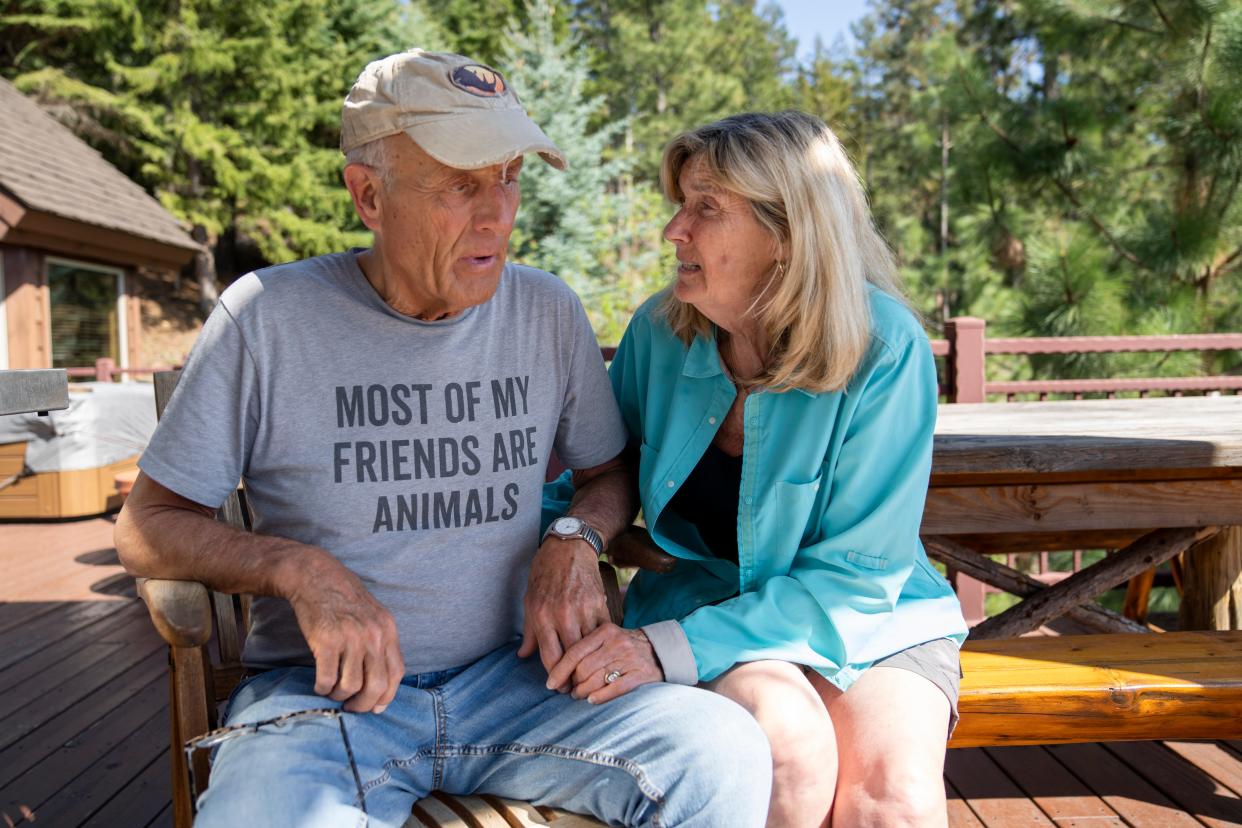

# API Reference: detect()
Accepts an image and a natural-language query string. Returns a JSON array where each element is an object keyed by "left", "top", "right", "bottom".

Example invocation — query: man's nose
[{"left": 475, "top": 183, "right": 518, "bottom": 235}]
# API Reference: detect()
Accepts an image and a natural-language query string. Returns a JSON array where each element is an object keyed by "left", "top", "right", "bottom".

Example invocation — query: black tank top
[{"left": 668, "top": 442, "right": 743, "bottom": 564}]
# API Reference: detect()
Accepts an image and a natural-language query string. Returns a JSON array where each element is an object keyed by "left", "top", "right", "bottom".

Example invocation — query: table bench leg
[
  {"left": 1123, "top": 568, "right": 1156, "bottom": 623},
  {"left": 1180, "top": 526, "right": 1242, "bottom": 630}
]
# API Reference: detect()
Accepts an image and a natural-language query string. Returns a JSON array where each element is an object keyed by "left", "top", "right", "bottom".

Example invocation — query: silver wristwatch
[{"left": 542, "top": 516, "right": 604, "bottom": 556}]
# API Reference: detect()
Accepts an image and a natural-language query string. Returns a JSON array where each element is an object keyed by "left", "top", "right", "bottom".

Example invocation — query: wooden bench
[
  {"left": 139, "top": 573, "right": 1242, "bottom": 825},
  {"left": 135, "top": 371, "right": 1242, "bottom": 826},
  {"left": 954, "top": 630, "right": 1242, "bottom": 747}
]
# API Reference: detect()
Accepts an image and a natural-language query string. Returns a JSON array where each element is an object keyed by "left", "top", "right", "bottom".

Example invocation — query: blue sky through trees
[{"left": 775, "top": 0, "right": 869, "bottom": 58}]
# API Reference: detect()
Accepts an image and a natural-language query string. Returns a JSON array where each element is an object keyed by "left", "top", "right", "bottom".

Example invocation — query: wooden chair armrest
[
  {"left": 604, "top": 525, "right": 677, "bottom": 574},
  {"left": 136, "top": 577, "right": 214, "bottom": 648},
  {"left": 598, "top": 562, "right": 623, "bottom": 626}
]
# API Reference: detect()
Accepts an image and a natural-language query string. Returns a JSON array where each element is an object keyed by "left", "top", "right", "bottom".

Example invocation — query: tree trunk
[
  {"left": 1042, "top": 52, "right": 1060, "bottom": 100},
  {"left": 185, "top": 154, "right": 218, "bottom": 317},
  {"left": 191, "top": 224, "right": 219, "bottom": 317},
  {"left": 938, "top": 108, "right": 951, "bottom": 321}
]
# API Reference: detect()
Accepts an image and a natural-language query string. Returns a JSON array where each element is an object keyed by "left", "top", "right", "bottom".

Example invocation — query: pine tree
[
  {"left": 575, "top": 0, "right": 797, "bottom": 179},
  {"left": 953, "top": 0, "right": 1242, "bottom": 377},
  {"left": 505, "top": 0, "right": 669, "bottom": 343},
  {"left": 1, "top": 0, "right": 448, "bottom": 310}
]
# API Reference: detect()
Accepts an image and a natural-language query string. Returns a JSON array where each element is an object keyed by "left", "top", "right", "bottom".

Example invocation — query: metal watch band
[
  {"left": 579, "top": 523, "right": 604, "bottom": 556},
  {"left": 543, "top": 520, "right": 605, "bottom": 556}
]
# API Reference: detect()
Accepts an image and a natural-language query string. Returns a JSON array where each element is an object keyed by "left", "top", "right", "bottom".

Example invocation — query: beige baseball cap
[{"left": 341, "top": 49, "right": 566, "bottom": 171}]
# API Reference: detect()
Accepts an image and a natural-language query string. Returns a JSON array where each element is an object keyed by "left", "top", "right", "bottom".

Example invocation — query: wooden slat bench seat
[{"left": 952, "top": 631, "right": 1242, "bottom": 748}]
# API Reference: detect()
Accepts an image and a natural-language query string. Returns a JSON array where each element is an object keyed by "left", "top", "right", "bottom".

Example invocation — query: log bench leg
[
  {"left": 1180, "top": 526, "right": 1242, "bottom": 630},
  {"left": 968, "top": 527, "right": 1217, "bottom": 640},
  {"left": 1123, "top": 568, "right": 1156, "bottom": 623}
]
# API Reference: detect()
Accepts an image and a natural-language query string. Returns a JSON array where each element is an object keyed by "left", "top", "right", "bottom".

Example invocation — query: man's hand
[
  {"left": 284, "top": 552, "right": 404, "bottom": 714},
  {"left": 546, "top": 623, "right": 663, "bottom": 704},
  {"left": 116, "top": 473, "right": 403, "bottom": 714},
  {"left": 517, "top": 537, "right": 612, "bottom": 686}
]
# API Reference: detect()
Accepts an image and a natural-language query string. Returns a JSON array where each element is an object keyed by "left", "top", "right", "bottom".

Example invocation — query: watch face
[{"left": 553, "top": 517, "right": 583, "bottom": 535}]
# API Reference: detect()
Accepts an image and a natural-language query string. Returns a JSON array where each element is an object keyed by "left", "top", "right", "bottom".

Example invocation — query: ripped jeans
[{"left": 194, "top": 641, "right": 771, "bottom": 828}]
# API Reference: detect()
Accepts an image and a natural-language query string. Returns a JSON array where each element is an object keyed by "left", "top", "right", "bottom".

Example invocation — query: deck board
[
  {"left": 945, "top": 777, "right": 987, "bottom": 827},
  {"left": 29, "top": 712, "right": 169, "bottom": 827},
  {"left": 0, "top": 608, "right": 155, "bottom": 695},
  {"left": 946, "top": 746, "right": 1057, "bottom": 825},
  {"left": 0, "top": 599, "right": 132, "bottom": 673},
  {"left": 3, "top": 516, "right": 1242, "bottom": 827},
  {"left": 0, "top": 676, "right": 168, "bottom": 821},
  {"left": 0, "top": 650, "right": 166, "bottom": 793},
  {"left": 1166, "top": 741, "right": 1242, "bottom": 801},
  {"left": 79, "top": 749, "right": 173, "bottom": 827},
  {"left": 147, "top": 802, "right": 173, "bottom": 828},
  {"left": 1045, "top": 742, "right": 1203, "bottom": 826},
  {"left": 0, "top": 599, "right": 66, "bottom": 635},
  {"left": 0, "top": 625, "right": 165, "bottom": 753},
  {"left": 1106, "top": 741, "right": 1242, "bottom": 826},
  {"left": 983, "top": 745, "right": 1126, "bottom": 824}
]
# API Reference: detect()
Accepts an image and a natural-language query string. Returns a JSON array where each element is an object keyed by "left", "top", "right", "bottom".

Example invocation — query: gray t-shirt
[{"left": 139, "top": 251, "right": 626, "bottom": 673}]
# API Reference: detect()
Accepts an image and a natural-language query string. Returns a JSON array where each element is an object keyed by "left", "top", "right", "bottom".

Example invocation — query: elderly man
[{"left": 115, "top": 50, "right": 769, "bottom": 827}]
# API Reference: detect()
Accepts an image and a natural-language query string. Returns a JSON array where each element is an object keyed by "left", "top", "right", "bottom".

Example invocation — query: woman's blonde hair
[{"left": 659, "top": 111, "right": 905, "bottom": 393}]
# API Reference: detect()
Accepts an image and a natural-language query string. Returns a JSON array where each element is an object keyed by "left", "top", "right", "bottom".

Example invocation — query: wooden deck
[
  {"left": 2, "top": 518, "right": 1242, "bottom": 827},
  {"left": 1, "top": 517, "right": 170, "bottom": 828}
]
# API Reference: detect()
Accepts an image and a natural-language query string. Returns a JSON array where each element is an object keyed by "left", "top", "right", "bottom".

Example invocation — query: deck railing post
[
  {"left": 94, "top": 357, "right": 116, "bottom": 383},
  {"left": 945, "top": 317, "right": 986, "bottom": 403},
  {"left": 942, "top": 317, "right": 988, "bottom": 625}
]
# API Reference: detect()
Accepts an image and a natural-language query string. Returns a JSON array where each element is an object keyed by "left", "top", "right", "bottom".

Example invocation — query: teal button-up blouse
[{"left": 546, "top": 287, "right": 967, "bottom": 690}]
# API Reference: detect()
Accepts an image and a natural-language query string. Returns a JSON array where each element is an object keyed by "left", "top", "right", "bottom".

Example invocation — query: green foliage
[
  {"left": 575, "top": 0, "right": 797, "bottom": 178},
  {"left": 432, "top": 0, "right": 524, "bottom": 66},
  {"left": 504, "top": 0, "right": 670, "bottom": 343},
  {"left": 848, "top": 0, "right": 1242, "bottom": 381},
  {"left": 3, "top": 0, "right": 1239, "bottom": 366},
  {"left": 1, "top": 0, "right": 447, "bottom": 283}
]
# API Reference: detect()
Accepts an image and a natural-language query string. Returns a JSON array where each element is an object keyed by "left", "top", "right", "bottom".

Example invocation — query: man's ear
[{"left": 344, "top": 164, "right": 383, "bottom": 232}]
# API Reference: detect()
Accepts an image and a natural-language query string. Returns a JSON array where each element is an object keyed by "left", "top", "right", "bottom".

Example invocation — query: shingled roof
[{"left": 0, "top": 76, "right": 199, "bottom": 254}]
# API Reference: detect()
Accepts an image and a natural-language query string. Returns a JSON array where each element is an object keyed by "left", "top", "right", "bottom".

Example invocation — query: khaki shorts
[{"left": 870, "top": 637, "right": 963, "bottom": 735}]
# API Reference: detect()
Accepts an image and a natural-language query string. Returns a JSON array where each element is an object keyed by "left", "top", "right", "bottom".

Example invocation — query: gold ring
[{"left": 604, "top": 670, "right": 622, "bottom": 684}]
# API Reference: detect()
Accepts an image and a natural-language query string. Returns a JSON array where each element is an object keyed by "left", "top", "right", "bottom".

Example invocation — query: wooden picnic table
[{"left": 922, "top": 395, "right": 1242, "bottom": 635}]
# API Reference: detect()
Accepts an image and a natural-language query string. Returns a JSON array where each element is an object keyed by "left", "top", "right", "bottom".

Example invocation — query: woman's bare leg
[
  {"left": 708, "top": 661, "right": 837, "bottom": 828},
  {"left": 807, "top": 666, "right": 951, "bottom": 827}
]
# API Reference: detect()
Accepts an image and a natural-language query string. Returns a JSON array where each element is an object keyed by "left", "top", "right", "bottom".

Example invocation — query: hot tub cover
[{"left": 0, "top": 382, "right": 156, "bottom": 473}]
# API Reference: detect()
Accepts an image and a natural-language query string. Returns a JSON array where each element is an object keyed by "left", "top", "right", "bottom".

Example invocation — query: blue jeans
[{"left": 196, "top": 642, "right": 772, "bottom": 827}]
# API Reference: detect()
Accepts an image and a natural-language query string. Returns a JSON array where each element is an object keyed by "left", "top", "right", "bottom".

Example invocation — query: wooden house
[
  {"left": 0, "top": 76, "right": 199, "bottom": 373},
  {"left": 0, "top": 77, "right": 199, "bottom": 517}
]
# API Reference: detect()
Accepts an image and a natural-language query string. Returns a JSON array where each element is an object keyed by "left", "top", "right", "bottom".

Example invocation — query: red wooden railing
[
  {"left": 932, "top": 317, "right": 1242, "bottom": 403},
  {"left": 64, "top": 358, "right": 176, "bottom": 383},
  {"left": 70, "top": 320, "right": 1241, "bottom": 396}
]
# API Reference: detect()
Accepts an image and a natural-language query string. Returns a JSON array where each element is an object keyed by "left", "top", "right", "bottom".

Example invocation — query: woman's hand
[{"left": 546, "top": 623, "right": 664, "bottom": 703}]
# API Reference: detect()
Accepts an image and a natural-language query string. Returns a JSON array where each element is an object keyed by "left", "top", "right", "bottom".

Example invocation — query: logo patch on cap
[{"left": 450, "top": 65, "right": 507, "bottom": 98}]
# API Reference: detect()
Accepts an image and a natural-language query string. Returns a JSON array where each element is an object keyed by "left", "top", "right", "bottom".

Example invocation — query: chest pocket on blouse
[{"left": 774, "top": 469, "right": 825, "bottom": 551}]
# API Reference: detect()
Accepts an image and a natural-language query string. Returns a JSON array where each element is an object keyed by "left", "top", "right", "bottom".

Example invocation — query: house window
[{"left": 46, "top": 258, "right": 126, "bottom": 376}]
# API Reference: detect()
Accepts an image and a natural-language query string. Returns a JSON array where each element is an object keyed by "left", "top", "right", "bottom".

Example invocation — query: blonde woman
[{"left": 544, "top": 111, "right": 968, "bottom": 827}]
